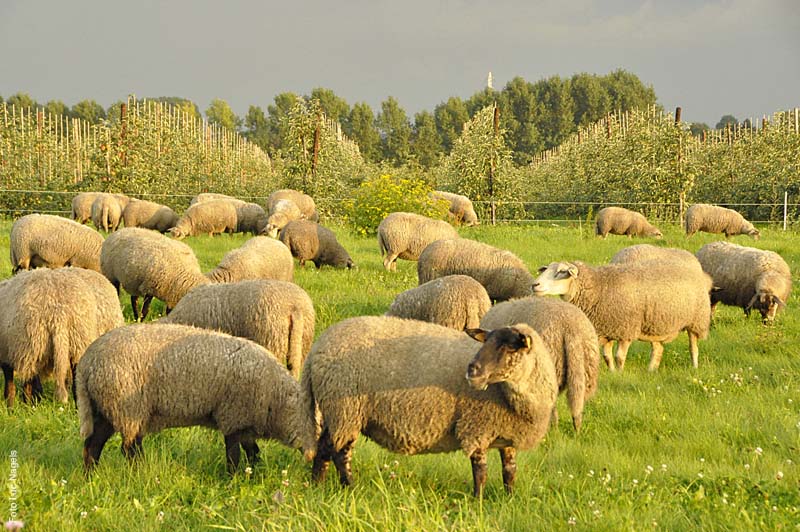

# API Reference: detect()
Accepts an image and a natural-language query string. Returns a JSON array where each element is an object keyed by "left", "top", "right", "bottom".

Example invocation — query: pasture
[{"left": 0, "top": 220, "right": 798, "bottom": 531}]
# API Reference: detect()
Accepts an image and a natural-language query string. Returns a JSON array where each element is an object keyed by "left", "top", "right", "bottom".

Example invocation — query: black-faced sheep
[
  {"left": 417, "top": 238, "right": 533, "bottom": 302},
  {"left": 385, "top": 275, "right": 491, "bottom": 330},
  {"left": 10, "top": 214, "right": 104, "bottom": 273},
  {"left": 595, "top": 207, "right": 662, "bottom": 239},
  {"left": 303, "top": 316, "right": 557, "bottom": 496},
  {"left": 430, "top": 191, "right": 479, "bottom": 226},
  {"left": 169, "top": 199, "right": 238, "bottom": 239},
  {"left": 696, "top": 241, "right": 792, "bottom": 323},
  {"left": 206, "top": 236, "right": 294, "bottom": 283},
  {"left": 122, "top": 199, "right": 179, "bottom": 233},
  {"left": 685, "top": 204, "right": 760, "bottom": 239},
  {"left": 377, "top": 212, "right": 458, "bottom": 271},
  {"left": 77, "top": 324, "right": 317, "bottom": 473},
  {"left": 279, "top": 220, "right": 354, "bottom": 269}
]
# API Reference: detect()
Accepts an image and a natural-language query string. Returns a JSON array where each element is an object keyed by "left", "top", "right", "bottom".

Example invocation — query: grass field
[{"left": 0, "top": 220, "right": 798, "bottom": 531}]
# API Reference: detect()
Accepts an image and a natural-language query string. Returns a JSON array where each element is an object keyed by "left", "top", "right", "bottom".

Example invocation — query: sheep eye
[{"left": 537, "top": 266, "right": 547, "bottom": 273}]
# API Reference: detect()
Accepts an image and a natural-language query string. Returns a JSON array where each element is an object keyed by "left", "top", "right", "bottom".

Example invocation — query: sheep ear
[
  {"left": 518, "top": 331, "right": 532, "bottom": 350},
  {"left": 567, "top": 264, "right": 579, "bottom": 277},
  {"left": 745, "top": 294, "right": 758, "bottom": 310},
  {"left": 465, "top": 328, "right": 488, "bottom": 343},
  {"left": 773, "top": 295, "right": 786, "bottom": 308}
]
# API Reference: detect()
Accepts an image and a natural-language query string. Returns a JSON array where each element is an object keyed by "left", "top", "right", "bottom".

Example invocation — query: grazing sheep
[
  {"left": 0, "top": 268, "right": 123, "bottom": 407},
  {"left": 189, "top": 193, "right": 243, "bottom": 206},
  {"left": 162, "top": 280, "right": 315, "bottom": 378},
  {"left": 101, "top": 228, "right": 210, "bottom": 320},
  {"left": 696, "top": 241, "right": 792, "bottom": 323},
  {"left": 377, "top": 212, "right": 458, "bottom": 271},
  {"left": 268, "top": 189, "right": 318, "bottom": 221},
  {"left": 479, "top": 297, "right": 599, "bottom": 433},
  {"left": 206, "top": 236, "right": 294, "bottom": 283},
  {"left": 431, "top": 191, "right": 479, "bottom": 226},
  {"left": 10, "top": 214, "right": 104, "bottom": 273},
  {"left": 611, "top": 244, "right": 703, "bottom": 272},
  {"left": 235, "top": 202, "right": 269, "bottom": 235},
  {"left": 279, "top": 220, "right": 354, "bottom": 269},
  {"left": 72, "top": 192, "right": 102, "bottom": 224},
  {"left": 533, "top": 260, "right": 712, "bottom": 371},
  {"left": 595, "top": 207, "right": 662, "bottom": 239},
  {"left": 417, "top": 238, "right": 533, "bottom": 302},
  {"left": 303, "top": 316, "right": 557, "bottom": 496},
  {"left": 91, "top": 194, "right": 123, "bottom": 232},
  {"left": 685, "top": 204, "right": 760, "bottom": 239},
  {"left": 386, "top": 275, "right": 491, "bottom": 330},
  {"left": 122, "top": 199, "right": 179, "bottom": 233},
  {"left": 169, "top": 199, "right": 238, "bottom": 239},
  {"left": 264, "top": 199, "right": 303, "bottom": 238},
  {"left": 77, "top": 323, "right": 317, "bottom": 473},
  {"left": 112, "top": 193, "right": 131, "bottom": 210}
]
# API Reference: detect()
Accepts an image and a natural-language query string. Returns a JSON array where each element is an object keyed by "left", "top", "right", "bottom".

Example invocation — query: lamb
[
  {"left": 169, "top": 199, "right": 239, "bottom": 239},
  {"left": 91, "top": 194, "right": 124, "bottom": 232},
  {"left": 0, "top": 267, "right": 123, "bottom": 407},
  {"left": 77, "top": 323, "right": 317, "bottom": 473},
  {"left": 479, "top": 297, "right": 599, "bottom": 433},
  {"left": 161, "top": 280, "right": 315, "bottom": 378},
  {"left": 430, "top": 191, "right": 479, "bottom": 226},
  {"left": 696, "top": 241, "right": 792, "bottom": 323},
  {"left": 101, "top": 228, "right": 210, "bottom": 320},
  {"left": 533, "top": 260, "right": 712, "bottom": 371},
  {"left": 685, "top": 204, "right": 760, "bottom": 239},
  {"left": 10, "top": 214, "right": 104, "bottom": 273},
  {"left": 279, "top": 220, "right": 354, "bottom": 269},
  {"left": 268, "top": 189, "right": 318, "bottom": 221},
  {"left": 303, "top": 316, "right": 557, "bottom": 496},
  {"left": 385, "top": 275, "right": 491, "bottom": 330},
  {"left": 377, "top": 212, "right": 458, "bottom": 271},
  {"left": 72, "top": 192, "right": 102, "bottom": 224},
  {"left": 417, "top": 238, "right": 533, "bottom": 302},
  {"left": 122, "top": 199, "right": 179, "bottom": 233},
  {"left": 595, "top": 207, "right": 662, "bottom": 239},
  {"left": 189, "top": 192, "right": 243, "bottom": 206},
  {"left": 235, "top": 202, "right": 269, "bottom": 235},
  {"left": 264, "top": 199, "right": 303, "bottom": 238},
  {"left": 611, "top": 244, "right": 703, "bottom": 272},
  {"left": 206, "top": 236, "right": 294, "bottom": 283}
]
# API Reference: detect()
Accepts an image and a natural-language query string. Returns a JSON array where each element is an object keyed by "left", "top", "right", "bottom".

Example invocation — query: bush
[{"left": 345, "top": 174, "right": 450, "bottom": 235}]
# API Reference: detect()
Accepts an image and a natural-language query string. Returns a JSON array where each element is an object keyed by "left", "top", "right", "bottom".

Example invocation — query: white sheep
[
  {"left": 169, "top": 199, "right": 239, "bottom": 239},
  {"left": 430, "top": 191, "right": 479, "bottom": 226},
  {"left": 685, "top": 204, "right": 760, "bottom": 239},
  {"left": 72, "top": 192, "right": 102, "bottom": 224},
  {"left": 595, "top": 207, "right": 662, "bottom": 238},
  {"left": 267, "top": 189, "right": 318, "bottom": 221},
  {"left": 377, "top": 212, "right": 458, "bottom": 271},
  {"left": 206, "top": 236, "right": 294, "bottom": 283},
  {"left": 611, "top": 244, "right": 703, "bottom": 272},
  {"left": 385, "top": 275, "right": 491, "bottom": 330},
  {"left": 122, "top": 199, "right": 179, "bottom": 233},
  {"left": 189, "top": 193, "right": 243, "bottom": 206},
  {"left": 10, "top": 214, "right": 104, "bottom": 273},
  {"left": 264, "top": 199, "right": 303, "bottom": 238},
  {"left": 91, "top": 194, "right": 123, "bottom": 232}
]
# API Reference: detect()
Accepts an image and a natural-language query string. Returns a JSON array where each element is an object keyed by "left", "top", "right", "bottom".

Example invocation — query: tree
[
  {"left": 689, "top": 122, "right": 711, "bottom": 137},
  {"left": 348, "top": 102, "right": 381, "bottom": 163},
  {"left": 149, "top": 97, "right": 200, "bottom": 118},
  {"left": 7, "top": 92, "right": 38, "bottom": 109},
  {"left": 602, "top": 69, "right": 658, "bottom": 112},
  {"left": 71, "top": 99, "right": 107, "bottom": 124},
  {"left": 715, "top": 115, "right": 738, "bottom": 130},
  {"left": 309, "top": 88, "right": 350, "bottom": 133},
  {"left": 266, "top": 92, "right": 300, "bottom": 154},
  {"left": 376, "top": 96, "right": 411, "bottom": 165},
  {"left": 570, "top": 73, "right": 612, "bottom": 126},
  {"left": 45, "top": 100, "right": 69, "bottom": 117},
  {"left": 243, "top": 105, "right": 270, "bottom": 151},
  {"left": 411, "top": 110, "right": 442, "bottom": 168},
  {"left": 533, "top": 76, "right": 576, "bottom": 150},
  {"left": 434, "top": 97, "right": 469, "bottom": 152},
  {"left": 205, "top": 98, "right": 241, "bottom": 131},
  {"left": 499, "top": 77, "right": 543, "bottom": 164}
]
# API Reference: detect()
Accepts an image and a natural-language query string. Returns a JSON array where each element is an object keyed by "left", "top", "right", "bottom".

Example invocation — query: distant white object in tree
[{"left": 487, "top": 71, "right": 493, "bottom": 89}]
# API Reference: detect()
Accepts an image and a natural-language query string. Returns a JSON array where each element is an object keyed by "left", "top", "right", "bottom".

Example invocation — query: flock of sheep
[{"left": 0, "top": 189, "right": 793, "bottom": 497}]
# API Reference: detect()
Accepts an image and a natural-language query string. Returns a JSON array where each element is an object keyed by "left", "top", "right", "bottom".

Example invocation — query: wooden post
[
  {"left": 674, "top": 107, "right": 682, "bottom": 125},
  {"left": 311, "top": 110, "right": 321, "bottom": 190},
  {"left": 119, "top": 103, "right": 127, "bottom": 168},
  {"left": 784, "top": 191, "right": 789, "bottom": 231},
  {"left": 488, "top": 104, "right": 499, "bottom": 225}
]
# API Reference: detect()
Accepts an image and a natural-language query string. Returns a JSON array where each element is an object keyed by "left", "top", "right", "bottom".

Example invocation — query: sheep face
[
  {"left": 746, "top": 227, "right": 761, "bottom": 240},
  {"left": 169, "top": 227, "right": 187, "bottom": 240},
  {"left": 648, "top": 227, "right": 663, "bottom": 239},
  {"left": 464, "top": 325, "right": 537, "bottom": 390},
  {"left": 264, "top": 213, "right": 287, "bottom": 238},
  {"left": 746, "top": 292, "right": 784, "bottom": 323},
  {"left": 531, "top": 262, "right": 578, "bottom": 297}
]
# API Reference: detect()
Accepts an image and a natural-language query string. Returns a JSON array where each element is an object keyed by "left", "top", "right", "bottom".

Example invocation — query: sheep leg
[
  {"left": 470, "top": 449, "right": 488, "bottom": 497},
  {"left": 241, "top": 436, "right": 260, "bottom": 464},
  {"left": 140, "top": 296, "right": 154, "bottom": 321},
  {"left": 332, "top": 439, "right": 355, "bottom": 487},
  {"left": 111, "top": 279, "right": 120, "bottom": 295},
  {"left": 121, "top": 433, "right": 144, "bottom": 461},
  {"left": 22, "top": 376, "right": 43, "bottom": 404},
  {"left": 383, "top": 253, "right": 399, "bottom": 271},
  {"left": 71, "top": 363, "right": 78, "bottom": 404},
  {"left": 614, "top": 340, "right": 633, "bottom": 371},
  {"left": 688, "top": 332, "right": 700, "bottom": 369},
  {"left": 2, "top": 363, "right": 15, "bottom": 408},
  {"left": 549, "top": 405, "right": 559, "bottom": 429},
  {"left": 224, "top": 432, "right": 243, "bottom": 473},
  {"left": 647, "top": 342, "right": 664, "bottom": 371},
  {"left": 83, "top": 413, "right": 115, "bottom": 473},
  {"left": 499, "top": 447, "right": 517, "bottom": 494},
  {"left": 599, "top": 337, "right": 615, "bottom": 371},
  {"left": 131, "top": 295, "right": 140, "bottom": 321},
  {"left": 312, "top": 427, "right": 334, "bottom": 482}
]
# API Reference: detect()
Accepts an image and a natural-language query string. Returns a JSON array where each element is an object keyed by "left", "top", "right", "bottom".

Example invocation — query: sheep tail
[
  {"left": 287, "top": 309, "right": 304, "bottom": 380},
  {"left": 299, "top": 356, "right": 321, "bottom": 460},
  {"left": 101, "top": 204, "right": 111, "bottom": 232},
  {"left": 377, "top": 231, "right": 387, "bottom": 258},
  {"left": 76, "top": 365, "right": 94, "bottom": 439}
]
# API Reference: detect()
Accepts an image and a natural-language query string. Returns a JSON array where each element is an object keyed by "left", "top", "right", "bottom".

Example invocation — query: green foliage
[
  {"left": 205, "top": 98, "right": 241, "bottom": 131},
  {"left": 690, "top": 122, "right": 711, "bottom": 137},
  {"left": 71, "top": 99, "right": 106, "bottom": 124},
  {"left": 434, "top": 96, "right": 469, "bottom": 152},
  {"left": 376, "top": 96, "right": 411, "bottom": 165},
  {"left": 348, "top": 102, "right": 381, "bottom": 162},
  {"left": 345, "top": 173, "right": 449, "bottom": 235},
  {"left": 7, "top": 92, "right": 39, "bottom": 109},
  {"left": 411, "top": 110, "right": 442, "bottom": 168},
  {"left": 716, "top": 114, "right": 739, "bottom": 130}
]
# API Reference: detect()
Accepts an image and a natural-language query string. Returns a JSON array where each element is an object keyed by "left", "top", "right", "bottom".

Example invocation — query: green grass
[{"left": 1, "top": 221, "right": 798, "bottom": 531}]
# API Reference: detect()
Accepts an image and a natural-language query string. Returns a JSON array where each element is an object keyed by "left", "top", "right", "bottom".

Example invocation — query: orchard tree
[{"left": 310, "top": 88, "right": 350, "bottom": 133}]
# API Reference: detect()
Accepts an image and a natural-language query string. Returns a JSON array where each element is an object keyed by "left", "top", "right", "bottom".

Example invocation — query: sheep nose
[{"left": 467, "top": 361, "right": 481, "bottom": 377}]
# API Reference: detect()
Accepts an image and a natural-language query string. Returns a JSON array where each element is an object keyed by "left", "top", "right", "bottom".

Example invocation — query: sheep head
[
  {"left": 746, "top": 291, "right": 785, "bottom": 323},
  {"left": 531, "top": 262, "right": 578, "bottom": 297},
  {"left": 464, "top": 324, "right": 539, "bottom": 391}
]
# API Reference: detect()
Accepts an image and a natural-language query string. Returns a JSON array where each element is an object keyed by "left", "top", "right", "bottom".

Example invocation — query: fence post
[
  {"left": 784, "top": 190, "right": 788, "bottom": 231},
  {"left": 489, "top": 104, "right": 499, "bottom": 225}
]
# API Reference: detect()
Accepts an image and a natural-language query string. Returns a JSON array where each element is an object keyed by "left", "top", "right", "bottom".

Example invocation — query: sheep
[
  {"left": 696, "top": 241, "right": 792, "bottom": 323},
  {"left": 122, "top": 199, "right": 179, "bottom": 233},
  {"left": 532, "top": 260, "right": 712, "bottom": 371},
  {"left": 169, "top": 199, "right": 238, "bottom": 239},
  {"left": 685, "top": 204, "right": 760, "bottom": 239},
  {"left": 72, "top": 192, "right": 102, "bottom": 224},
  {"left": 112, "top": 193, "right": 131, "bottom": 211},
  {"left": 264, "top": 199, "right": 303, "bottom": 238},
  {"left": 595, "top": 207, "right": 662, "bottom": 239},
  {"left": 189, "top": 192, "right": 243, "bottom": 206},
  {"left": 479, "top": 297, "right": 599, "bottom": 433},
  {"left": 268, "top": 189, "right": 318, "bottom": 221},
  {"left": 417, "top": 238, "right": 533, "bottom": 302},
  {"left": 385, "top": 275, "right": 491, "bottom": 330},
  {"left": 206, "top": 236, "right": 294, "bottom": 283},
  {"left": 101, "top": 228, "right": 210, "bottom": 320},
  {"left": 0, "top": 267, "right": 123, "bottom": 407},
  {"left": 302, "top": 316, "right": 557, "bottom": 496},
  {"left": 91, "top": 194, "right": 123, "bottom": 232},
  {"left": 10, "top": 214, "right": 104, "bottom": 273},
  {"left": 161, "top": 280, "right": 315, "bottom": 378},
  {"left": 279, "top": 220, "right": 354, "bottom": 269},
  {"left": 235, "top": 202, "right": 269, "bottom": 235},
  {"left": 430, "top": 191, "right": 479, "bottom": 226},
  {"left": 611, "top": 244, "right": 703, "bottom": 272},
  {"left": 77, "top": 323, "right": 317, "bottom": 473},
  {"left": 377, "top": 212, "right": 458, "bottom": 271}
]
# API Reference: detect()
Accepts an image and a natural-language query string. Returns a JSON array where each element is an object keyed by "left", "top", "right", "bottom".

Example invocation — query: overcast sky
[{"left": 1, "top": 0, "right": 798, "bottom": 127}]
